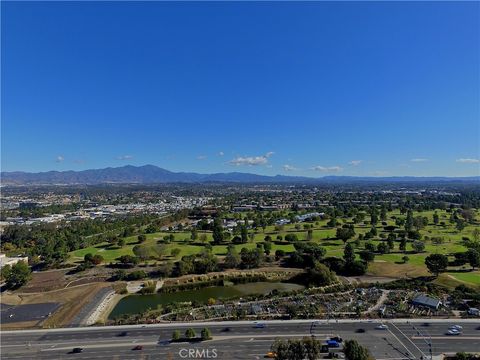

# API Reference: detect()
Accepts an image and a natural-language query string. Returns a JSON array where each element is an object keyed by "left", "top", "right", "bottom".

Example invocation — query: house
[
  {"left": 0, "top": 253, "right": 28, "bottom": 269},
  {"left": 411, "top": 294, "right": 442, "bottom": 310}
]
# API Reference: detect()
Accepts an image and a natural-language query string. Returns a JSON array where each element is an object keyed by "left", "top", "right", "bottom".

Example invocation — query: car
[
  {"left": 330, "top": 336, "right": 343, "bottom": 343},
  {"left": 326, "top": 340, "right": 340, "bottom": 348},
  {"left": 355, "top": 328, "right": 365, "bottom": 333},
  {"left": 118, "top": 331, "right": 128, "bottom": 337},
  {"left": 265, "top": 351, "right": 276, "bottom": 358},
  {"left": 254, "top": 323, "right": 266, "bottom": 328},
  {"left": 72, "top": 348, "right": 83, "bottom": 354},
  {"left": 447, "top": 329, "right": 461, "bottom": 336},
  {"left": 375, "top": 324, "right": 388, "bottom": 330},
  {"left": 132, "top": 345, "right": 143, "bottom": 351},
  {"left": 449, "top": 325, "right": 463, "bottom": 330},
  {"left": 221, "top": 327, "right": 231, "bottom": 332}
]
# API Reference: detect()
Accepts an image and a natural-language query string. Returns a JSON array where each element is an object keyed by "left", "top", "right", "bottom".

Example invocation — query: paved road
[
  {"left": 1, "top": 303, "right": 61, "bottom": 324},
  {"left": 2, "top": 319, "right": 479, "bottom": 359}
]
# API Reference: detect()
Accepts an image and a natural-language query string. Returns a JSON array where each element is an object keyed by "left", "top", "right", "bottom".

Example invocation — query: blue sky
[{"left": 2, "top": 1, "right": 479, "bottom": 176}]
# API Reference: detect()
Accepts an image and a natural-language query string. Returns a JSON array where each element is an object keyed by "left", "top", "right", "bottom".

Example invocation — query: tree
[
  {"left": 117, "top": 255, "right": 139, "bottom": 267},
  {"left": 359, "top": 251, "right": 375, "bottom": 264},
  {"left": 399, "top": 238, "right": 407, "bottom": 252},
  {"left": 6, "top": 261, "right": 32, "bottom": 289},
  {"left": 405, "top": 209, "right": 414, "bottom": 232},
  {"left": 467, "top": 249, "right": 480, "bottom": 270},
  {"left": 240, "top": 247, "right": 263, "bottom": 269},
  {"left": 84, "top": 253, "right": 94, "bottom": 263},
  {"left": 263, "top": 241, "right": 272, "bottom": 255},
  {"left": 133, "top": 244, "right": 150, "bottom": 261},
  {"left": 326, "top": 217, "right": 337, "bottom": 227},
  {"left": 185, "top": 328, "right": 196, "bottom": 339},
  {"left": 170, "top": 248, "right": 181, "bottom": 258},
  {"left": 200, "top": 328, "right": 212, "bottom": 340},
  {"left": 190, "top": 228, "right": 198, "bottom": 241},
  {"left": 91, "top": 254, "right": 103, "bottom": 265},
  {"left": 387, "top": 238, "right": 395, "bottom": 251},
  {"left": 118, "top": 238, "right": 125, "bottom": 247},
  {"left": 172, "top": 330, "right": 181, "bottom": 341},
  {"left": 456, "top": 219, "right": 466, "bottom": 232},
  {"left": 212, "top": 218, "right": 224, "bottom": 245},
  {"left": 402, "top": 255, "right": 410, "bottom": 264},
  {"left": 412, "top": 240, "right": 425, "bottom": 253},
  {"left": 305, "top": 262, "right": 336, "bottom": 286},
  {"left": 343, "top": 243, "right": 355, "bottom": 265},
  {"left": 472, "top": 228, "right": 480, "bottom": 243},
  {"left": 306, "top": 229, "right": 313, "bottom": 241},
  {"left": 433, "top": 212, "right": 439, "bottom": 226},
  {"left": 1, "top": 264, "right": 11, "bottom": 282},
  {"left": 302, "top": 337, "right": 321, "bottom": 360},
  {"left": 224, "top": 245, "right": 241, "bottom": 268},
  {"left": 240, "top": 226, "right": 248, "bottom": 244},
  {"left": 336, "top": 226, "right": 355, "bottom": 244},
  {"left": 425, "top": 254, "right": 448, "bottom": 276},
  {"left": 365, "top": 242, "right": 376, "bottom": 252},
  {"left": 377, "top": 242, "right": 390, "bottom": 254},
  {"left": 344, "top": 339, "right": 370, "bottom": 360},
  {"left": 285, "top": 234, "right": 299, "bottom": 243},
  {"left": 137, "top": 234, "right": 147, "bottom": 243}
]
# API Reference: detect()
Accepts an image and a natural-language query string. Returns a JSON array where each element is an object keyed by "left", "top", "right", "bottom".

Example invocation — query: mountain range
[{"left": 1, "top": 165, "right": 479, "bottom": 185}]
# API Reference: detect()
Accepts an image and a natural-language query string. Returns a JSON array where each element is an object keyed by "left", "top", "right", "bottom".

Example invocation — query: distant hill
[{"left": 1, "top": 165, "right": 479, "bottom": 185}]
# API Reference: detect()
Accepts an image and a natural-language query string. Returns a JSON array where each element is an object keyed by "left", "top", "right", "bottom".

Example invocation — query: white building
[{"left": 0, "top": 253, "right": 28, "bottom": 269}]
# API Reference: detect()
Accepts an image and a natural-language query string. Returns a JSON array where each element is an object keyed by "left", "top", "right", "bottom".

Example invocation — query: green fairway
[{"left": 68, "top": 208, "right": 479, "bottom": 288}]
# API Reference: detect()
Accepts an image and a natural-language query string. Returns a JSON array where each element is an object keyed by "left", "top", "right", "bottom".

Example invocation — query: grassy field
[{"left": 69, "top": 209, "right": 480, "bottom": 288}]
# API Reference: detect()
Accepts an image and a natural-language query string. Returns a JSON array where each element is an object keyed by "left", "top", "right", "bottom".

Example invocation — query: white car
[
  {"left": 449, "top": 325, "right": 463, "bottom": 330},
  {"left": 375, "top": 324, "right": 388, "bottom": 330},
  {"left": 447, "top": 329, "right": 461, "bottom": 335}
]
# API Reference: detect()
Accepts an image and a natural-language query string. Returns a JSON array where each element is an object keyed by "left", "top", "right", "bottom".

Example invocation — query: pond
[{"left": 109, "top": 282, "right": 304, "bottom": 319}]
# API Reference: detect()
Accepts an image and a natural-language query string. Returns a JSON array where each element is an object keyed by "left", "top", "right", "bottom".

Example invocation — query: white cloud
[
  {"left": 56, "top": 155, "right": 64, "bottom": 163},
  {"left": 348, "top": 160, "right": 362, "bottom": 166},
  {"left": 197, "top": 155, "right": 207, "bottom": 160},
  {"left": 410, "top": 158, "right": 429, "bottom": 162},
  {"left": 228, "top": 152, "right": 274, "bottom": 166},
  {"left": 456, "top": 158, "right": 480, "bottom": 163},
  {"left": 116, "top": 155, "right": 133, "bottom": 160},
  {"left": 282, "top": 164, "right": 297, "bottom": 172},
  {"left": 311, "top": 165, "right": 343, "bottom": 173},
  {"left": 218, "top": 151, "right": 224, "bottom": 156}
]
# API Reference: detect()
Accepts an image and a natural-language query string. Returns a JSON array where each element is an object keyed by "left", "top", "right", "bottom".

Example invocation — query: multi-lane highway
[{"left": 2, "top": 319, "right": 479, "bottom": 359}]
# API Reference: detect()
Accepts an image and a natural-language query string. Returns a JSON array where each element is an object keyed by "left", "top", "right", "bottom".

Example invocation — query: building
[
  {"left": 0, "top": 254, "right": 28, "bottom": 269},
  {"left": 411, "top": 294, "right": 442, "bottom": 310}
]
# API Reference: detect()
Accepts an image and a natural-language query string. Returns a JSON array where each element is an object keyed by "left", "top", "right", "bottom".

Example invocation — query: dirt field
[{"left": 20, "top": 269, "right": 68, "bottom": 293}]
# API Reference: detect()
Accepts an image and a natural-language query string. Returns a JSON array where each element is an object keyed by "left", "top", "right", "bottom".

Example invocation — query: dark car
[
  {"left": 330, "top": 336, "right": 343, "bottom": 343},
  {"left": 356, "top": 328, "right": 365, "bottom": 333},
  {"left": 221, "top": 327, "right": 231, "bottom": 332},
  {"left": 118, "top": 331, "right": 128, "bottom": 337},
  {"left": 72, "top": 348, "right": 83, "bottom": 354},
  {"left": 132, "top": 345, "right": 143, "bottom": 351}
]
